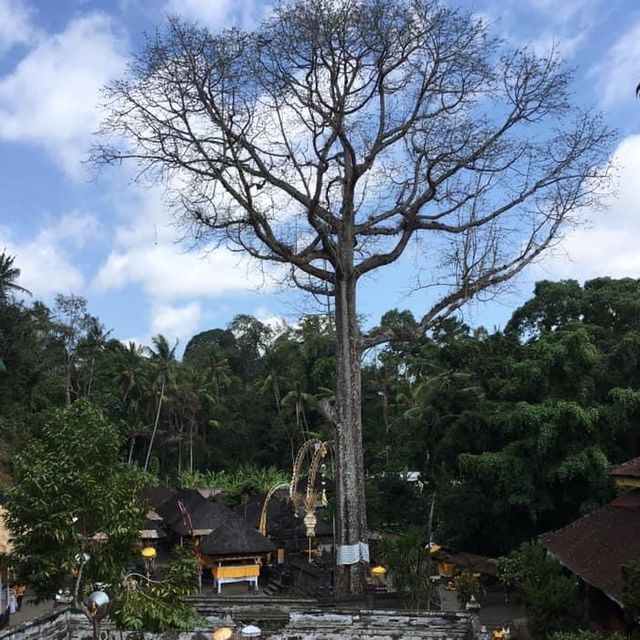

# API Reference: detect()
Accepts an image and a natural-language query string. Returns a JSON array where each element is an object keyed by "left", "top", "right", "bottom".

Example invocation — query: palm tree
[
  {"left": 206, "top": 352, "right": 232, "bottom": 398},
  {"left": 0, "top": 251, "right": 30, "bottom": 303},
  {"left": 112, "top": 341, "right": 147, "bottom": 463},
  {"left": 174, "top": 367, "right": 218, "bottom": 473},
  {"left": 144, "top": 334, "right": 178, "bottom": 472},
  {"left": 114, "top": 341, "right": 146, "bottom": 403}
]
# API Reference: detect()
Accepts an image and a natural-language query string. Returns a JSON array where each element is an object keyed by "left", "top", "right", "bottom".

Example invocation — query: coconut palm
[
  {"left": 0, "top": 251, "right": 30, "bottom": 303},
  {"left": 111, "top": 341, "right": 148, "bottom": 463},
  {"left": 144, "top": 334, "right": 178, "bottom": 472},
  {"left": 114, "top": 341, "right": 146, "bottom": 403},
  {"left": 175, "top": 367, "right": 219, "bottom": 472}
]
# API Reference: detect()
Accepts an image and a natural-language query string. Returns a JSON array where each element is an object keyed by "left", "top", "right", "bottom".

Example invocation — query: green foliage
[
  {"left": 178, "top": 465, "right": 290, "bottom": 505},
  {"left": 366, "top": 475, "right": 430, "bottom": 531},
  {"left": 5, "top": 400, "right": 151, "bottom": 600},
  {"left": 454, "top": 571, "right": 482, "bottom": 606},
  {"left": 498, "top": 542, "right": 583, "bottom": 638},
  {"left": 622, "top": 560, "right": 640, "bottom": 621},
  {"left": 6, "top": 263, "right": 640, "bottom": 565},
  {"left": 5, "top": 400, "right": 198, "bottom": 634},
  {"left": 109, "top": 547, "right": 199, "bottom": 633},
  {"left": 379, "top": 529, "right": 433, "bottom": 610},
  {"left": 0, "top": 251, "right": 31, "bottom": 302}
]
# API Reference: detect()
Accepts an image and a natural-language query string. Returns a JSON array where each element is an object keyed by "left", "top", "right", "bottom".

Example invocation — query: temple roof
[
  {"left": 610, "top": 457, "right": 640, "bottom": 482},
  {"left": 200, "top": 520, "right": 276, "bottom": 556},
  {"left": 541, "top": 489, "right": 640, "bottom": 605},
  {"left": 171, "top": 499, "right": 240, "bottom": 537},
  {"left": 142, "top": 485, "right": 176, "bottom": 510},
  {"left": 155, "top": 489, "right": 207, "bottom": 526}
]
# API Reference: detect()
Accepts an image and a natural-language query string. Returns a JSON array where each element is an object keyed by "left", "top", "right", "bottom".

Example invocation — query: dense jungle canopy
[{"left": 2, "top": 265, "right": 640, "bottom": 556}]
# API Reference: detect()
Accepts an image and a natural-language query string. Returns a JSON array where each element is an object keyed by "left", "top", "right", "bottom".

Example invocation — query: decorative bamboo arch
[{"left": 259, "top": 439, "right": 333, "bottom": 538}]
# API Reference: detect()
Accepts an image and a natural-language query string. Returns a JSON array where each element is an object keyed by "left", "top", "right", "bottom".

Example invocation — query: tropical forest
[
  {"left": 0, "top": 0, "right": 637, "bottom": 636},
  {"left": 3, "top": 257, "right": 639, "bottom": 559}
]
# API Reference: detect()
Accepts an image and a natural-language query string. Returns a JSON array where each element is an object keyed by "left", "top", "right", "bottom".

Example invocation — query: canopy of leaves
[
  {"left": 379, "top": 529, "right": 433, "bottom": 610},
  {"left": 498, "top": 542, "right": 583, "bottom": 638},
  {"left": 109, "top": 546, "right": 199, "bottom": 633},
  {"left": 178, "top": 465, "right": 289, "bottom": 506},
  {"left": 4, "top": 249, "right": 640, "bottom": 565},
  {"left": 5, "top": 400, "right": 151, "bottom": 599}
]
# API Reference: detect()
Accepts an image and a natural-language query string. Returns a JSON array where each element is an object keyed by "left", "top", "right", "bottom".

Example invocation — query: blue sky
[{"left": 0, "top": 0, "right": 639, "bottom": 349}]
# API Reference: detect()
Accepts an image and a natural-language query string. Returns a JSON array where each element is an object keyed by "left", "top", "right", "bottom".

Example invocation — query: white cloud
[
  {"left": 0, "top": 210, "right": 101, "bottom": 297},
  {"left": 164, "top": 0, "right": 268, "bottom": 30},
  {"left": 535, "top": 134, "right": 640, "bottom": 281},
  {"left": 526, "top": 0, "right": 599, "bottom": 25},
  {"left": 92, "top": 178, "right": 279, "bottom": 298},
  {"left": 87, "top": 170, "right": 284, "bottom": 348},
  {"left": 476, "top": 0, "right": 601, "bottom": 60},
  {"left": 150, "top": 301, "right": 202, "bottom": 344},
  {"left": 527, "top": 29, "right": 586, "bottom": 59},
  {"left": 0, "top": 13, "right": 127, "bottom": 177},
  {"left": 39, "top": 210, "right": 103, "bottom": 248},
  {"left": 94, "top": 242, "right": 270, "bottom": 301},
  {"left": 591, "top": 18, "right": 640, "bottom": 108},
  {"left": 0, "top": 0, "right": 36, "bottom": 53},
  {"left": 254, "top": 306, "right": 289, "bottom": 335}
]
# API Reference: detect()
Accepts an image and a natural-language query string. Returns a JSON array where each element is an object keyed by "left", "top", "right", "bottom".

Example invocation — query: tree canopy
[
  {"left": 93, "top": 0, "right": 614, "bottom": 595},
  {"left": 5, "top": 264, "right": 640, "bottom": 561},
  {"left": 5, "top": 400, "right": 150, "bottom": 600},
  {"left": 4, "top": 399, "right": 198, "bottom": 637}
]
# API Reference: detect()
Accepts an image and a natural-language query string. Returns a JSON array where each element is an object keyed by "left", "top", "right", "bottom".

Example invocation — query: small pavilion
[{"left": 199, "top": 520, "right": 276, "bottom": 593}]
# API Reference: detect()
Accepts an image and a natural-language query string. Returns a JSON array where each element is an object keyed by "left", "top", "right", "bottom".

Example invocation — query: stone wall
[
  {"left": 0, "top": 604, "right": 478, "bottom": 639},
  {"left": 0, "top": 607, "right": 69, "bottom": 640},
  {"left": 270, "top": 610, "right": 476, "bottom": 640}
]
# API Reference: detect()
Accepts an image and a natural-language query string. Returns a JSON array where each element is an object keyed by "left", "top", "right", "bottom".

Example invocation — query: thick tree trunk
[{"left": 333, "top": 274, "right": 368, "bottom": 598}]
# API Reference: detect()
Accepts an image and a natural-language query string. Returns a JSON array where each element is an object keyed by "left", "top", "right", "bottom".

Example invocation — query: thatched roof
[
  {"left": 237, "top": 491, "right": 290, "bottom": 532},
  {"left": 156, "top": 489, "right": 206, "bottom": 526},
  {"left": 430, "top": 549, "right": 498, "bottom": 577},
  {"left": 171, "top": 500, "right": 240, "bottom": 537},
  {"left": 236, "top": 493, "right": 333, "bottom": 551},
  {"left": 199, "top": 520, "right": 276, "bottom": 556},
  {"left": 142, "top": 485, "right": 176, "bottom": 509}
]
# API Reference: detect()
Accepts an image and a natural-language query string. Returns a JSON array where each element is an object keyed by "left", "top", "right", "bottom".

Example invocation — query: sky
[{"left": 0, "top": 0, "right": 639, "bottom": 350}]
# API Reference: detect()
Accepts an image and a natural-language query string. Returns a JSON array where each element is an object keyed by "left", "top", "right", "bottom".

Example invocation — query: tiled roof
[
  {"left": 541, "top": 489, "right": 640, "bottom": 605},
  {"left": 610, "top": 457, "right": 640, "bottom": 479}
]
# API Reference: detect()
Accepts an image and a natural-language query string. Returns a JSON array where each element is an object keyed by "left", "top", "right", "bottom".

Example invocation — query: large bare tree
[{"left": 94, "top": 0, "right": 613, "bottom": 596}]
